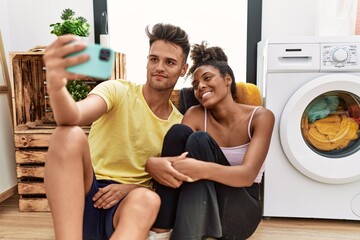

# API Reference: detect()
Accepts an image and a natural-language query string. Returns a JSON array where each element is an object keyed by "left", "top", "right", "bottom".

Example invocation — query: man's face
[{"left": 146, "top": 40, "right": 188, "bottom": 91}]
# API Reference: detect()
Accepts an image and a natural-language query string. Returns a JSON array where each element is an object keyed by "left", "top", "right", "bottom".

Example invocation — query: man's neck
[{"left": 142, "top": 84, "right": 173, "bottom": 120}]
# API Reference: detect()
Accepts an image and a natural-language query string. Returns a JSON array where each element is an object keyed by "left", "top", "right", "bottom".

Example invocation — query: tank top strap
[
  {"left": 204, "top": 108, "right": 208, "bottom": 132},
  {"left": 247, "top": 106, "right": 261, "bottom": 139},
  {"left": 205, "top": 106, "right": 260, "bottom": 136}
]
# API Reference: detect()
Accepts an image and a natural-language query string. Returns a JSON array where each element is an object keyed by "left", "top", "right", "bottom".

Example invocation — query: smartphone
[{"left": 66, "top": 42, "right": 115, "bottom": 80}]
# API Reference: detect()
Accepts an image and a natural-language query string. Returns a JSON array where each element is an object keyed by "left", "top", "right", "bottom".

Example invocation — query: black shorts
[{"left": 83, "top": 175, "right": 124, "bottom": 240}]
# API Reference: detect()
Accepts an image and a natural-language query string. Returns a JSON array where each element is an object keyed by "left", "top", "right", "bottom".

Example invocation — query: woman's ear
[{"left": 225, "top": 74, "right": 232, "bottom": 86}]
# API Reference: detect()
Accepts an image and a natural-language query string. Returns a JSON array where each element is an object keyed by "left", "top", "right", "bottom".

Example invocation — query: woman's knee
[
  {"left": 162, "top": 124, "right": 193, "bottom": 156},
  {"left": 165, "top": 124, "right": 193, "bottom": 143},
  {"left": 185, "top": 131, "right": 222, "bottom": 163},
  {"left": 186, "top": 132, "right": 212, "bottom": 151}
]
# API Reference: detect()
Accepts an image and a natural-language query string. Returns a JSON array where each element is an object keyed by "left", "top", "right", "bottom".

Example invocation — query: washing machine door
[{"left": 280, "top": 73, "right": 360, "bottom": 184}]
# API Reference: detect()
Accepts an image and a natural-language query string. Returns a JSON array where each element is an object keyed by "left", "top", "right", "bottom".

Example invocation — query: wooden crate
[
  {"left": 170, "top": 89, "right": 180, "bottom": 109},
  {"left": 10, "top": 50, "right": 126, "bottom": 211}
]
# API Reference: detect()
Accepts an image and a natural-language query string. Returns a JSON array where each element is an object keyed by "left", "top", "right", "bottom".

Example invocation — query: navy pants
[{"left": 153, "top": 124, "right": 262, "bottom": 240}]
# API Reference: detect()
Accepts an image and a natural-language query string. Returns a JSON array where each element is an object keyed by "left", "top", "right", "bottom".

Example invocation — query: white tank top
[{"left": 204, "top": 106, "right": 265, "bottom": 183}]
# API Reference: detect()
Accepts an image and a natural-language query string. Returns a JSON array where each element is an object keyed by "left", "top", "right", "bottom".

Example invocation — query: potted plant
[
  {"left": 50, "top": 8, "right": 90, "bottom": 37},
  {"left": 49, "top": 9, "right": 92, "bottom": 101},
  {"left": 66, "top": 80, "right": 91, "bottom": 102}
]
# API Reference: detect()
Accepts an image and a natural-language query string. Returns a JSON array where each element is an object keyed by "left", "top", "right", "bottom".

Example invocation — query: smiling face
[
  {"left": 146, "top": 40, "right": 188, "bottom": 91},
  {"left": 192, "top": 65, "right": 232, "bottom": 107}
]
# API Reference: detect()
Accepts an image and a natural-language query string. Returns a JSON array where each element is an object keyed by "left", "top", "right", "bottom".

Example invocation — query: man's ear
[{"left": 180, "top": 63, "right": 189, "bottom": 77}]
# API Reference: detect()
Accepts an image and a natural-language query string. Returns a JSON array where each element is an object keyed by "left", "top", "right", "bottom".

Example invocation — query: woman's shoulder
[
  {"left": 184, "top": 105, "right": 204, "bottom": 115},
  {"left": 236, "top": 104, "right": 274, "bottom": 124},
  {"left": 181, "top": 105, "right": 204, "bottom": 128},
  {"left": 239, "top": 104, "right": 273, "bottom": 115},
  {"left": 250, "top": 105, "right": 275, "bottom": 127}
]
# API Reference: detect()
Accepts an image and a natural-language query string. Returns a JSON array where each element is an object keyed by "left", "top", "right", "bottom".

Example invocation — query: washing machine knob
[{"left": 332, "top": 48, "right": 348, "bottom": 62}]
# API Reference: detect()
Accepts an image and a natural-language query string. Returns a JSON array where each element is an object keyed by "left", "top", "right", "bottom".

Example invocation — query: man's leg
[
  {"left": 110, "top": 188, "right": 161, "bottom": 240},
  {"left": 44, "top": 126, "right": 94, "bottom": 240}
]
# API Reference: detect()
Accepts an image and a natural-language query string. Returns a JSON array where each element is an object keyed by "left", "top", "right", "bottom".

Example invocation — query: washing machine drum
[{"left": 280, "top": 74, "right": 360, "bottom": 184}]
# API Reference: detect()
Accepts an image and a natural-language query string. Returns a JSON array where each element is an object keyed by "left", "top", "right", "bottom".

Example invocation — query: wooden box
[{"left": 10, "top": 51, "right": 126, "bottom": 211}]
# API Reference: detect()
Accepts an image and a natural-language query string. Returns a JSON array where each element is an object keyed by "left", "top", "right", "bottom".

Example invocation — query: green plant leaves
[
  {"left": 66, "top": 80, "right": 91, "bottom": 102},
  {"left": 61, "top": 8, "right": 76, "bottom": 20},
  {"left": 50, "top": 8, "right": 90, "bottom": 37}
]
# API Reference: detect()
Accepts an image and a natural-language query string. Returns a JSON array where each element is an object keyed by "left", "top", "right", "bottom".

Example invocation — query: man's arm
[{"left": 43, "top": 35, "right": 106, "bottom": 125}]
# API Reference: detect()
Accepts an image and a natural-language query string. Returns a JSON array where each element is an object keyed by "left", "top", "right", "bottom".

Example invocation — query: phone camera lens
[{"left": 99, "top": 49, "right": 111, "bottom": 61}]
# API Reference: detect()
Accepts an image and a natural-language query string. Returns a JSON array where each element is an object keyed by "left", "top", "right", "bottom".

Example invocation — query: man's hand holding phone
[
  {"left": 66, "top": 41, "right": 115, "bottom": 80},
  {"left": 43, "top": 35, "right": 89, "bottom": 93},
  {"left": 44, "top": 35, "right": 115, "bottom": 95}
]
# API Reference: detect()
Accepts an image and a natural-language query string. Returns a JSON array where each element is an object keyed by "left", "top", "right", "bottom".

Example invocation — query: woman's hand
[
  {"left": 145, "top": 152, "right": 193, "bottom": 188},
  {"left": 172, "top": 157, "right": 208, "bottom": 182},
  {"left": 93, "top": 184, "right": 139, "bottom": 209}
]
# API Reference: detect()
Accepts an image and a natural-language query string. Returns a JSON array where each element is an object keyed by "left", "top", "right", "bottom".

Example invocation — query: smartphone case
[{"left": 66, "top": 43, "right": 115, "bottom": 80}]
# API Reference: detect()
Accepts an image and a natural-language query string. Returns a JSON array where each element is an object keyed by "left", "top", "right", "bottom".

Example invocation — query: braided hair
[{"left": 187, "top": 41, "right": 237, "bottom": 100}]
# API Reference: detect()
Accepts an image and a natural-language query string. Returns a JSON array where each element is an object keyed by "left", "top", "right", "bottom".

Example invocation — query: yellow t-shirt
[{"left": 88, "top": 79, "right": 183, "bottom": 188}]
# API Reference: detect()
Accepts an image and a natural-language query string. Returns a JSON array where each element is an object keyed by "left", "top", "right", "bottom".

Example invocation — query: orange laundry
[{"left": 302, "top": 114, "right": 359, "bottom": 151}]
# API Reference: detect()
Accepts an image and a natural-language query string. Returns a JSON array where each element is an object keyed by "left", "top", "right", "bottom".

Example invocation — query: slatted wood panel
[{"left": 18, "top": 198, "right": 50, "bottom": 212}]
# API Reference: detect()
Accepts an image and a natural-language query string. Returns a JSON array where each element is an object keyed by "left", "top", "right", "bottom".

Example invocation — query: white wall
[
  {"left": 107, "top": 0, "right": 248, "bottom": 88},
  {"left": 5, "top": 0, "right": 94, "bottom": 52},
  {"left": 0, "top": 0, "right": 15, "bottom": 196},
  {"left": 1, "top": 0, "right": 331, "bottom": 69},
  {"left": 0, "top": 94, "right": 16, "bottom": 194},
  {"left": 262, "top": 0, "right": 319, "bottom": 39},
  {"left": 261, "top": 0, "right": 357, "bottom": 39},
  {"left": 0, "top": 1, "right": 11, "bottom": 65}
]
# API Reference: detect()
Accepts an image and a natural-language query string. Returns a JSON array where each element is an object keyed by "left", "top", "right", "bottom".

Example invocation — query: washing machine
[{"left": 257, "top": 36, "right": 360, "bottom": 220}]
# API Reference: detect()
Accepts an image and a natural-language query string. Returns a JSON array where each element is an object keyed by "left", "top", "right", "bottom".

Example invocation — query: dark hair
[
  {"left": 187, "top": 41, "right": 237, "bottom": 100},
  {"left": 145, "top": 23, "right": 190, "bottom": 62}
]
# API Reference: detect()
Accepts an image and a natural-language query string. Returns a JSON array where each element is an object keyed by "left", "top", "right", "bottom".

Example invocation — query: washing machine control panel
[{"left": 321, "top": 43, "right": 360, "bottom": 71}]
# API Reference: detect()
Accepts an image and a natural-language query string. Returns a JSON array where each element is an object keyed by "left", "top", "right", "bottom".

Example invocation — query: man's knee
[
  {"left": 128, "top": 188, "right": 161, "bottom": 212},
  {"left": 47, "top": 126, "right": 88, "bottom": 162},
  {"left": 50, "top": 126, "right": 87, "bottom": 145}
]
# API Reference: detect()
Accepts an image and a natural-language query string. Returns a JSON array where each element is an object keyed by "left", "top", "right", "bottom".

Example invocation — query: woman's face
[{"left": 192, "top": 65, "right": 231, "bottom": 107}]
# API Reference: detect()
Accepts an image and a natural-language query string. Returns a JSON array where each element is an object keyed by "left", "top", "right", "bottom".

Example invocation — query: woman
[{"left": 146, "top": 42, "right": 275, "bottom": 240}]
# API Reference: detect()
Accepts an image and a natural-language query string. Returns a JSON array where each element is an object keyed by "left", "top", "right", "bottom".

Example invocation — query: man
[{"left": 43, "top": 23, "right": 190, "bottom": 240}]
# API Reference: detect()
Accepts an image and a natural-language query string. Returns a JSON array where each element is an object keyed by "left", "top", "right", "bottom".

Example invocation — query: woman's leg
[
  {"left": 215, "top": 183, "right": 262, "bottom": 240},
  {"left": 172, "top": 131, "right": 262, "bottom": 240},
  {"left": 153, "top": 124, "right": 194, "bottom": 229},
  {"left": 171, "top": 132, "right": 226, "bottom": 240}
]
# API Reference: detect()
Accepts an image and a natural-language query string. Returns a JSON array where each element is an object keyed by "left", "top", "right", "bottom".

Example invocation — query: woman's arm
[{"left": 173, "top": 107, "right": 275, "bottom": 187}]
